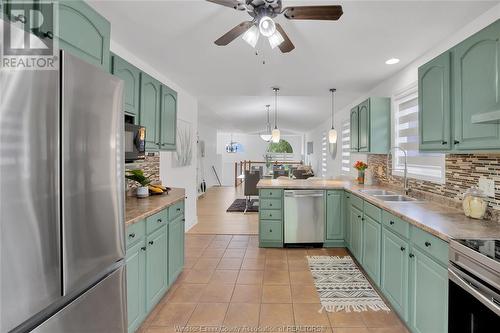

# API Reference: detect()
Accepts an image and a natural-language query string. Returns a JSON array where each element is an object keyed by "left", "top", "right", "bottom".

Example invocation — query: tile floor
[{"left": 138, "top": 234, "right": 409, "bottom": 333}]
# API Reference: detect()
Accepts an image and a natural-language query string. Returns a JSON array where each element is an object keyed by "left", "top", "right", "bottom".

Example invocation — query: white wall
[
  {"left": 111, "top": 41, "right": 199, "bottom": 231},
  {"left": 198, "top": 120, "right": 222, "bottom": 188},
  {"left": 306, "top": 4, "right": 500, "bottom": 180}
]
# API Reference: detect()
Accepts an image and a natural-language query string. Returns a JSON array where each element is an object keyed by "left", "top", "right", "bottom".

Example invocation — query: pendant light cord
[{"left": 273, "top": 88, "right": 279, "bottom": 129}]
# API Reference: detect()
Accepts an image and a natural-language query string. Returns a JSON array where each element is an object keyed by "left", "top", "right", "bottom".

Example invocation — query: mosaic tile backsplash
[
  {"left": 367, "top": 154, "right": 500, "bottom": 222},
  {"left": 125, "top": 154, "right": 160, "bottom": 192}
]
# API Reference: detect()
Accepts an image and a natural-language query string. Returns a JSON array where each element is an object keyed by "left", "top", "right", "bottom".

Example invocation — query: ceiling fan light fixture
[
  {"left": 259, "top": 16, "right": 276, "bottom": 37},
  {"left": 242, "top": 25, "right": 259, "bottom": 48},
  {"left": 268, "top": 30, "right": 284, "bottom": 49},
  {"left": 385, "top": 58, "right": 400, "bottom": 65}
]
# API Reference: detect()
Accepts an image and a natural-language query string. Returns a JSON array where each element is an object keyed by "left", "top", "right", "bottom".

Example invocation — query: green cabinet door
[
  {"left": 146, "top": 226, "right": 168, "bottom": 311},
  {"left": 344, "top": 192, "right": 351, "bottom": 249},
  {"left": 350, "top": 206, "right": 363, "bottom": 262},
  {"left": 160, "top": 85, "right": 177, "bottom": 151},
  {"left": 58, "top": 1, "right": 110, "bottom": 71},
  {"left": 126, "top": 241, "right": 146, "bottom": 333},
  {"left": 326, "top": 190, "right": 344, "bottom": 241},
  {"left": 358, "top": 99, "right": 370, "bottom": 152},
  {"left": 381, "top": 229, "right": 409, "bottom": 321},
  {"left": 453, "top": 20, "right": 500, "bottom": 150},
  {"left": 140, "top": 73, "right": 161, "bottom": 150},
  {"left": 362, "top": 216, "right": 381, "bottom": 285},
  {"left": 112, "top": 55, "right": 140, "bottom": 119},
  {"left": 418, "top": 52, "right": 451, "bottom": 151},
  {"left": 408, "top": 247, "right": 448, "bottom": 333},
  {"left": 350, "top": 107, "right": 359, "bottom": 151},
  {"left": 168, "top": 215, "right": 185, "bottom": 285}
]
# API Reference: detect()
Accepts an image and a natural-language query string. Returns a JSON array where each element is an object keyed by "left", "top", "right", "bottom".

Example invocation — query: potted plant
[
  {"left": 353, "top": 161, "right": 368, "bottom": 184},
  {"left": 125, "top": 169, "right": 151, "bottom": 198}
]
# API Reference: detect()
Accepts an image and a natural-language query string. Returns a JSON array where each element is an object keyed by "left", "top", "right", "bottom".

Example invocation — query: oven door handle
[{"left": 449, "top": 266, "right": 500, "bottom": 317}]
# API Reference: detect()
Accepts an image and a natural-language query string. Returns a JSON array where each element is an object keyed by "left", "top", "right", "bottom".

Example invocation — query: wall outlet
[{"left": 478, "top": 177, "right": 495, "bottom": 197}]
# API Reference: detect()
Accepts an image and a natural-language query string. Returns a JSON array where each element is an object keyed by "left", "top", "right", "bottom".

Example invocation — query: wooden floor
[{"left": 189, "top": 186, "right": 259, "bottom": 235}]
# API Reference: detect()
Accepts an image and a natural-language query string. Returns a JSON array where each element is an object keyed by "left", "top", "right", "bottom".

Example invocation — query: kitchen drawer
[
  {"left": 169, "top": 200, "right": 184, "bottom": 221},
  {"left": 411, "top": 226, "right": 448, "bottom": 265},
  {"left": 260, "top": 221, "right": 283, "bottom": 242},
  {"left": 126, "top": 219, "right": 146, "bottom": 249},
  {"left": 364, "top": 201, "right": 382, "bottom": 222},
  {"left": 260, "top": 209, "right": 282, "bottom": 220},
  {"left": 350, "top": 194, "right": 364, "bottom": 210},
  {"left": 382, "top": 211, "right": 410, "bottom": 239},
  {"left": 146, "top": 209, "right": 168, "bottom": 235},
  {"left": 260, "top": 198, "right": 282, "bottom": 210},
  {"left": 260, "top": 189, "right": 282, "bottom": 199}
]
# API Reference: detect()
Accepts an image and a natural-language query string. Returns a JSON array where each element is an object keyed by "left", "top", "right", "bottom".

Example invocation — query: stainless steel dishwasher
[{"left": 284, "top": 190, "right": 325, "bottom": 245}]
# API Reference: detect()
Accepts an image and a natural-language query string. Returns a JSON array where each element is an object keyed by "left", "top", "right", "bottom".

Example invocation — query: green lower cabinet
[
  {"left": 325, "top": 190, "right": 344, "bottom": 246},
  {"left": 408, "top": 247, "right": 448, "bottom": 333},
  {"left": 344, "top": 192, "right": 351, "bottom": 249},
  {"left": 361, "top": 215, "right": 381, "bottom": 285},
  {"left": 381, "top": 229, "right": 409, "bottom": 321},
  {"left": 168, "top": 215, "right": 185, "bottom": 285},
  {"left": 350, "top": 205, "right": 363, "bottom": 262},
  {"left": 126, "top": 240, "right": 146, "bottom": 333},
  {"left": 259, "top": 189, "right": 283, "bottom": 247},
  {"left": 145, "top": 225, "right": 168, "bottom": 312}
]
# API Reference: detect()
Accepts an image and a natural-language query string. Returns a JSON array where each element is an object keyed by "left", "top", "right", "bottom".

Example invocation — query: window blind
[{"left": 341, "top": 121, "right": 350, "bottom": 174}]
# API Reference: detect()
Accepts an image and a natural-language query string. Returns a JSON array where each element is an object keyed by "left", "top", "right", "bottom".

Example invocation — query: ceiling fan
[{"left": 207, "top": 0, "right": 343, "bottom": 53}]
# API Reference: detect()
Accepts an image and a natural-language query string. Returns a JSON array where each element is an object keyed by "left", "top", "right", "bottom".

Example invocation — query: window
[
  {"left": 321, "top": 132, "right": 327, "bottom": 177},
  {"left": 392, "top": 84, "right": 445, "bottom": 183},
  {"left": 341, "top": 121, "right": 350, "bottom": 174}
]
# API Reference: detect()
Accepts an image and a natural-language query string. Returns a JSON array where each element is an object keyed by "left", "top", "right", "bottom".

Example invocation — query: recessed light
[{"left": 385, "top": 58, "right": 400, "bottom": 65}]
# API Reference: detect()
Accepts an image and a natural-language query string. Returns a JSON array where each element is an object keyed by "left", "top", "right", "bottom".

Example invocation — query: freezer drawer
[
  {"left": 284, "top": 190, "right": 325, "bottom": 244},
  {"left": 32, "top": 265, "right": 127, "bottom": 333}
]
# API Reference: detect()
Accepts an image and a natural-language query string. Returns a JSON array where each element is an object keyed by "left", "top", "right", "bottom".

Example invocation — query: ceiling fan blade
[
  {"left": 275, "top": 24, "right": 295, "bottom": 53},
  {"left": 283, "top": 5, "right": 343, "bottom": 21},
  {"left": 214, "top": 21, "right": 254, "bottom": 46},
  {"left": 206, "top": 0, "right": 244, "bottom": 10}
]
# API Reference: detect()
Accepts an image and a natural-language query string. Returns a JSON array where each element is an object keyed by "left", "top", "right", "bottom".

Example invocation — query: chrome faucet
[{"left": 387, "top": 146, "right": 410, "bottom": 195}]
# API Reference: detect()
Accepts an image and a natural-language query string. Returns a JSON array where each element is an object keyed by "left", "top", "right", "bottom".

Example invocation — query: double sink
[{"left": 358, "top": 189, "right": 419, "bottom": 202}]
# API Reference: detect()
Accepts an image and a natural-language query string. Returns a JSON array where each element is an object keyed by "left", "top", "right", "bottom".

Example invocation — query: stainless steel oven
[
  {"left": 125, "top": 122, "right": 145, "bottom": 163},
  {"left": 448, "top": 239, "right": 500, "bottom": 332}
]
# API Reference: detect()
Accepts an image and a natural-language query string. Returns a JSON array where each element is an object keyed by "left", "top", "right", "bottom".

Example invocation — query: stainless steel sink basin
[
  {"left": 359, "top": 189, "right": 396, "bottom": 196},
  {"left": 373, "top": 195, "right": 417, "bottom": 202}
]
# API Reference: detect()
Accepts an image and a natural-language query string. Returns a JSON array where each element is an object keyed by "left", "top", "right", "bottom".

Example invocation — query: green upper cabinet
[
  {"left": 58, "top": 1, "right": 111, "bottom": 71},
  {"left": 140, "top": 73, "right": 162, "bottom": 150},
  {"left": 453, "top": 20, "right": 500, "bottom": 150},
  {"left": 350, "top": 106, "right": 359, "bottom": 151},
  {"left": 418, "top": 52, "right": 451, "bottom": 151},
  {"left": 350, "top": 98, "right": 390, "bottom": 153},
  {"left": 160, "top": 84, "right": 178, "bottom": 151},
  {"left": 325, "top": 190, "right": 344, "bottom": 244},
  {"left": 112, "top": 55, "right": 140, "bottom": 119}
]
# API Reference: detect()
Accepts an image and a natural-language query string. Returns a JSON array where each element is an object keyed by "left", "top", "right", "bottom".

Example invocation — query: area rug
[
  {"left": 226, "top": 199, "right": 259, "bottom": 212},
  {"left": 307, "top": 255, "right": 390, "bottom": 313}
]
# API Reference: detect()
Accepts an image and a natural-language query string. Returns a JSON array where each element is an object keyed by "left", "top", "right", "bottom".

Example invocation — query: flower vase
[{"left": 357, "top": 170, "right": 365, "bottom": 184}]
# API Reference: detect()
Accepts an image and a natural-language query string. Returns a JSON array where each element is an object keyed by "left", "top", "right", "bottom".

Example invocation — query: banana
[
  {"left": 151, "top": 184, "right": 167, "bottom": 191},
  {"left": 148, "top": 186, "right": 163, "bottom": 194}
]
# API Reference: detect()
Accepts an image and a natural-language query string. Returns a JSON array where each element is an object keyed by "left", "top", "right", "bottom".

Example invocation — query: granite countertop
[
  {"left": 125, "top": 187, "right": 185, "bottom": 226},
  {"left": 257, "top": 179, "right": 500, "bottom": 242}
]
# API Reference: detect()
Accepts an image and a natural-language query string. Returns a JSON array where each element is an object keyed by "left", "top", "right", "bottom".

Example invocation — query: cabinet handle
[
  {"left": 269, "top": 229, "right": 272, "bottom": 233},
  {"left": 44, "top": 31, "right": 53, "bottom": 39},
  {"left": 390, "top": 221, "right": 395, "bottom": 225},
  {"left": 157, "top": 219, "right": 162, "bottom": 223},
  {"left": 425, "top": 241, "right": 431, "bottom": 247},
  {"left": 182, "top": 219, "right": 185, "bottom": 222},
  {"left": 454, "top": 140, "right": 460, "bottom": 145},
  {"left": 441, "top": 141, "right": 447, "bottom": 145},
  {"left": 177, "top": 208, "right": 181, "bottom": 211},
  {"left": 149, "top": 241, "right": 154, "bottom": 245},
  {"left": 409, "top": 253, "right": 415, "bottom": 258},
  {"left": 361, "top": 217, "right": 365, "bottom": 221},
  {"left": 129, "top": 233, "right": 136, "bottom": 238},
  {"left": 14, "top": 14, "right": 26, "bottom": 23},
  {"left": 358, "top": 215, "right": 361, "bottom": 218},
  {"left": 269, "top": 214, "right": 273, "bottom": 217},
  {"left": 141, "top": 247, "right": 146, "bottom": 251},
  {"left": 400, "top": 246, "right": 405, "bottom": 251},
  {"left": 269, "top": 203, "right": 273, "bottom": 207}
]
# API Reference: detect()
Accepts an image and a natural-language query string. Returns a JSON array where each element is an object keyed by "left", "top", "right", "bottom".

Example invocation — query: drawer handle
[
  {"left": 400, "top": 246, "right": 405, "bottom": 252},
  {"left": 390, "top": 221, "right": 395, "bottom": 225},
  {"left": 269, "top": 214, "right": 273, "bottom": 217},
  {"left": 441, "top": 141, "right": 447, "bottom": 145},
  {"left": 182, "top": 219, "right": 185, "bottom": 222},
  {"left": 358, "top": 215, "right": 361, "bottom": 218},
  {"left": 157, "top": 219, "right": 162, "bottom": 223},
  {"left": 149, "top": 241, "right": 154, "bottom": 245},
  {"left": 425, "top": 241, "right": 431, "bottom": 247},
  {"left": 269, "top": 229, "right": 272, "bottom": 233},
  {"left": 409, "top": 253, "right": 415, "bottom": 258},
  {"left": 361, "top": 217, "right": 365, "bottom": 221},
  {"left": 141, "top": 247, "right": 146, "bottom": 251},
  {"left": 269, "top": 203, "right": 273, "bottom": 207},
  {"left": 454, "top": 140, "right": 460, "bottom": 145},
  {"left": 44, "top": 31, "right": 54, "bottom": 40},
  {"left": 177, "top": 208, "right": 181, "bottom": 211},
  {"left": 129, "top": 233, "right": 136, "bottom": 238}
]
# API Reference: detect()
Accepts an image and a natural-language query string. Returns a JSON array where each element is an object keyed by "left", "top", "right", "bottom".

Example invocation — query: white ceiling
[{"left": 90, "top": 0, "right": 497, "bottom": 133}]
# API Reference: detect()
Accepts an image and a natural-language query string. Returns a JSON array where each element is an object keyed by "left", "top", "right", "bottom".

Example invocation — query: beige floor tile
[
  {"left": 183, "top": 270, "right": 214, "bottom": 284},
  {"left": 236, "top": 270, "right": 264, "bottom": 285},
  {"left": 217, "top": 258, "right": 243, "bottom": 270},
  {"left": 168, "top": 284, "right": 206, "bottom": 303},
  {"left": 333, "top": 328, "right": 370, "bottom": 333},
  {"left": 244, "top": 248, "right": 266, "bottom": 259},
  {"left": 209, "top": 270, "right": 239, "bottom": 284},
  {"left": 307, "top": 248, "right": 330, "bottom": 256},
  {"left": 215, "top": 235, "right": 234, "bottom": 241},
  {"left": 185, "top": 247, "right": 204, "bottom": 258},
  {"left": 361, "top": 311, "right": 402, "bottom": 328},
  {"left": 223, "top": 303, "right": 260, "bottom": 326},
  {"left": 199, "top": 283, "right": 235, "bottom": 303},
  {"left": 265, "top": 249, "right": 287, "bottom": 259},
  {"left": 265, "top": 259, "right": 288, "bottom": 271},
  {"left": 207, "top": 240, "right": 230, "bottom": 249},
  {"left": 201, "top": 248, "right": 226, "bottom": 258},
  {"left": 291, "top": 284, "right": 320, "bottom": 303},
  {"left": 293, "top": 303, "right": 330, "bottom": 326},
  {"left": 145, "top": 327, "right": 183, "bottom": 333},
  {"left": 289, "top": 271, "right": 314, "bottom": 285},
  {"left": 259, "top": 303, "right": 294, "bottom": 326},
  {"left": 328, "top": 311, "right": 366, "bottom": 328},
  {"left": 188, "top": 303, "right": 229, "bottom": 326},
  {"left": 263, "top": 270, "right": 290, "bottom": 285},
  {"left": 232, "top": 235, "right": 250, "bottom": 241},
  {"left": 367, "top": 327, "right": 410, "bottom": 333},
  {"left": 241, "top": 258, "right": 265, "bottom": 270},
  {"left": 151, "top": 303, "right": 196, "bottom": 326},
  {"left": 261, "top": 285, "right": 292, "bottom": 303},
  {"left": 223, "top": 248, "right": 246, "bottom": 258},
  {"left": 228, "top": 241, "right": 249, "bottom": 249},
  {"left": 183, "top": 257, "right": 198, "bottom": 269},
  {"left": 287, "top": 259, "right": 310, "bottom": 272},
  {"left": 231, "top": 284, "right": 262, "bottom": 303},
  {"left": 192, "top": 258, "right": 220, "bottom": 271}
]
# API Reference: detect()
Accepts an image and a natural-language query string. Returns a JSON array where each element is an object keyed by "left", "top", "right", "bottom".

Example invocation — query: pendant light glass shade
[
  {"left": 242, "top": 25, "right": 259, "bottom": 48},
  {"left": 268, "top": 30, "right": 284, "bottom": 49},
  {"left": 328, "top": 88, "right": 337, "bottom": 144},
  {"left": 259, "top": 16, "right": 276, "bottom": 37},
  {"left": 272, "top": 128, "right": 280, "bottom": 143},
  {"left": 260, "top": 104, "right": 272, "bottom": 142}
]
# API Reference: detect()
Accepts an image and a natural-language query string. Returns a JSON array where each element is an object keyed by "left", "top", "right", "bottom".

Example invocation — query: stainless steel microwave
[{"left": 125, "top": 123, "right": 146, "bottom": 163}]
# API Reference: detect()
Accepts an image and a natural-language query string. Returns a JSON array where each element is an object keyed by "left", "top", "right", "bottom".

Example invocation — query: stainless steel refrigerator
[{"left": 0, "top": 50, "right": 126, "bottom": 332}]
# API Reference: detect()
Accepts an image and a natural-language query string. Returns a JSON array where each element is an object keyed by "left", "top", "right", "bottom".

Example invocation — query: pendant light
[
  {"left": 271, "top": 87, "right": 281, "bottom": 143},
  {"left": 260, "top": 105, "right": 273, "bottom": 142},
  {"left": 328, "top": 88, "right": 338, "bottom": 144}
]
